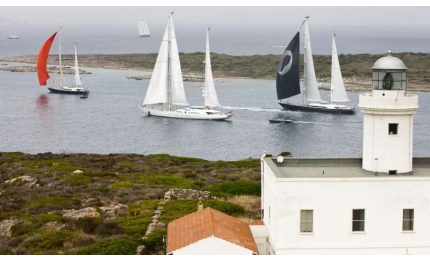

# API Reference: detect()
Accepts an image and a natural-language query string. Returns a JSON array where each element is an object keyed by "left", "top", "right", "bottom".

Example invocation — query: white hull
[{"left": 140, "top": 106, "right": 232, "bottom": 120}]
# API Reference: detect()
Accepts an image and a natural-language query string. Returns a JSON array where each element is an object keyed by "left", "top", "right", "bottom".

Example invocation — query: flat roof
[{"left": 264, "top": 157, "right": 430, "bottom": 179}]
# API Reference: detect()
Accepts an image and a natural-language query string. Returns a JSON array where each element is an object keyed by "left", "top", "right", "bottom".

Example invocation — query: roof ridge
[{"left": 207, "top": 207, "right": 215, "bottom": 236}]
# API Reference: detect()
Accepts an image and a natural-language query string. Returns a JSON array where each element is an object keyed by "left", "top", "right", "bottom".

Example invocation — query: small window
[
  {"left": 389, "top": 123, "right": 398, "bottom": 135},
  {"left": 300, "top": 210, "right": 313, "bottom": 233},
  {"left": 352, "top": 209, "right": 365, "bottom": 232},
  {"left": 403, "top": 209, "right": 414, "bottom": 231}
]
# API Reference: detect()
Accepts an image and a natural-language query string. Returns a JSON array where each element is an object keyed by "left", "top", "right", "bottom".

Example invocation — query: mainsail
[
  {"left": 37, "top": 32, "right": 57, "bottom": 86},
  {"left": 276, "top": 31, "right": 300, "bottom": 100},
  {"left": 142, "top": 13, "right": 188, "bottom": 107},
  {"left": 330, "top": 34, "right": 349, "bottom": 103},
  {"left": 303, "top": 17, "right": 322, "bottom": 102},
  {"left": 204, "top": 28, "right": 220, "bottom": 107}
]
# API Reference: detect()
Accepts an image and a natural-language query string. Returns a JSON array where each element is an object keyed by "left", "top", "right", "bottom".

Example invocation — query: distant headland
[{"left": 1, "top": 52, "right": 430, "bottom": 91}]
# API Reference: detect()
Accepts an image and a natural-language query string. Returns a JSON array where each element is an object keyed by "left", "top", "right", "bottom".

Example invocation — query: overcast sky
[{"left": 1, "top": 4, "right": 429, "bottom": 28}]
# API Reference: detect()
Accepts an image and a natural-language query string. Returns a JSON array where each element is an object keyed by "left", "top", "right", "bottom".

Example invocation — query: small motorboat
[
  {"left": 269, "top": 118, "right": 293, "bottom": 124},
  {"left": 80, "top": 93, "right": 89, "bottom": 99}
]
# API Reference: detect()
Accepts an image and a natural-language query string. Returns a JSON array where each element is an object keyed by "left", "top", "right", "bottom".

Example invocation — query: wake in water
[{"left": 222, "top": 106, "right": 284, "bottom": 112}]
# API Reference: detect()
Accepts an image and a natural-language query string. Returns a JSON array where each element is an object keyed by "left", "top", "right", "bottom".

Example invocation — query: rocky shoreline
[{"left": 0, "top": 65, "right": 91, "bottom": 75}]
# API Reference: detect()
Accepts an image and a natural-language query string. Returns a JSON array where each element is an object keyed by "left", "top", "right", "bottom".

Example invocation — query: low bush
[{"left": 204, "top": 181, "right": 261, "bottom": 197}]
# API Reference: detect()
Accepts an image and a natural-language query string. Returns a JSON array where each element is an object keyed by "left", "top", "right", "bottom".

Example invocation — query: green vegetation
[
  {"left": 204, "top": 181, "right": 261, "bottom": 197},
  {"left": 3, "top": 52, "right": 430, "bottom": 87},
  {"left": 66, "top": 237, "right": 142, "bottom": 255},
  {"left": 0, "top": 152, "right": 261, "bottom": 255}
]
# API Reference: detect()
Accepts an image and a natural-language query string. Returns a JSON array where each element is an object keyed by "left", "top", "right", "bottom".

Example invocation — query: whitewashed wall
[
  {"left": 170, "top": 236, "right": 255, "bottom": 255},
  {"left": 261, "top": 161, "right": 430, "bottom": 255}
]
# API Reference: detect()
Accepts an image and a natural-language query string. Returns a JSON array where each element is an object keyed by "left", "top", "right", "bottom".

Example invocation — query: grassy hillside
[{"left": 0, "top": 152, "right": 263, "bottom": 255}]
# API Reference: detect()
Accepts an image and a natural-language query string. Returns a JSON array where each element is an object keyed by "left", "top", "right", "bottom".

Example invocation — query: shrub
[
  {"left": 204, "top": 181, "right": 261, "bottom": 197},
  {"left": 142, "top": 229, "right": 167, "bottom": 251},
  {"left": 69, "top": 174, "right": 92, "bottom": 186},
  {"left": 117, "top": 216, "right": 152, "bottom": 238},
  {"left": 95, "top": 219, "right": 124, "bottom": 237},
  {"left": 138, "top": 174, "right": 195, "bottom": 189},
  {"left": 39, "top": 213, "right": 65, "bottom": 224},
  {"left": 11, "top": 222, "right": 38, "bottom": 237},
  {"left": 77, "top": 217, "right": 103, "bottom": 234},
  {"left": 110, "top": 181, "right": 132, "bottom": 189},
  {"left": 23, "top": 229, "right": 74, "bottom": 253},
  {"left": 66, "top": 237, "right": 142, "bottom": 255},
  {"left": 159, "top": 200, "right": 246, "bottom": 224}
]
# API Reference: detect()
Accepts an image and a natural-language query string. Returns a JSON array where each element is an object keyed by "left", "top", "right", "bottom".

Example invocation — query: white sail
[
  {"left": 204, "top": 28, "right": 220, "bottom": 107},
  {"left": 330, "top": 34, "right": 349, "bottom": 103},
  {"left": 137, "top": 20, "right": 150, "bottom": 36},
  {"left": 74, "top": 43, "right": 82, "bottom": 87},
  {"left": 142, "top": 20, "right": 169, "bottom": 106},
  {"left": 303, "top": 17, "right": 322, "bottom": 103},
  {"left": 168, "top": 16, "right": 189, "bottom": 106}
]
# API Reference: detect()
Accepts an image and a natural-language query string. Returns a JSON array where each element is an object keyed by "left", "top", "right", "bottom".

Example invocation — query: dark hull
[
  {"left": 269, "top": 119, "right": 293, "bottom": 123},
  {"left": 279, "top": 102, "right": 355, "bottom": 115},
  {"left": 48, "top": 88, "right": 89, "bottom": 95}
]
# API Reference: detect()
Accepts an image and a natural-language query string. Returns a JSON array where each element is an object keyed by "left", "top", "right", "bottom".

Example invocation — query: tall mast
[
  {"left": 167, "top": 14, "right": 172, "bottom": 110},
  {"left": 58, "top": 27, "right": 66, "bottom": 87},
  {"left": 302, "top": 16, "right": 308, "bottom": 105}
]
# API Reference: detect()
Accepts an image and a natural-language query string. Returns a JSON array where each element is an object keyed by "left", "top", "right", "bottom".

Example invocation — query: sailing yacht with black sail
[
  {"left": 277, "top": 16, "right": 354, "bottom": 114},
  {"left": 140, "top": 14, "right": 232, "bottom": 120},
  {"left": 37, "top": 27, "right": 89, "bottom": 95}
]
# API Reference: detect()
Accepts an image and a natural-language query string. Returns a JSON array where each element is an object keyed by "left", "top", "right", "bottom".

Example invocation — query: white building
[
  {"left": 260, "top": 51, "right": 430, "bottom": 255},
  {"left": 166, "top": 207, "right": 258, "bottom": 255}
]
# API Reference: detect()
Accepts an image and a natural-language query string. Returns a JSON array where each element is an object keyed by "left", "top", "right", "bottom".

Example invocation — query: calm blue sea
[{"left": 1, "top": 23, "right": 430, "bottom": 161}]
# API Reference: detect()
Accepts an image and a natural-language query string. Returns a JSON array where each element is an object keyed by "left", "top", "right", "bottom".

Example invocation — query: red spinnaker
[{"left": 37, "top": 32, "right": 57, "bottom": 86}]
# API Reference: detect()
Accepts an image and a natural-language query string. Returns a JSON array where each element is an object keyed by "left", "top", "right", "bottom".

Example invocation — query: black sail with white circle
[{"left": 276, "top": 31, "right": 300, "bottom": 101}]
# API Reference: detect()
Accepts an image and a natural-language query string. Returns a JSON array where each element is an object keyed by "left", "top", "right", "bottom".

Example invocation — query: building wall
[
  {"left": 362, "top": 113, "right": 413, "bottom": 173},
  {"left": 261, "top": 161, "right": 279, "bottom": 252},
  {"left": 170, "top": 236, "right": 255, "bottom": 255},
  {"left": 262, "top": 167, "right": 430, "bottom": 254},
  {"left": 250, "top": 225, "right": 267, "bottom": 255}
]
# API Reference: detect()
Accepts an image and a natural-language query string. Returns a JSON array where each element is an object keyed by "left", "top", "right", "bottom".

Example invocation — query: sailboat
[
  {"left": 7, "top": 29, "right": 19, "bottom": 39},
  {"left": 140, "top": 14, "right": 232, "bottom": 120},
  {"left": 137, "top": 19, "right": 150, "bottom": 37},
  {"left": 37, "top": 27, "right": 89, "bottom": 95},
  {"left": 277, "top": 16, "right": 354, "bottom": 114}
]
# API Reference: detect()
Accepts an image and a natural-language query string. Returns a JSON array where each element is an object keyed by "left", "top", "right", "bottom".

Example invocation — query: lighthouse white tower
[{"left": 359, "top": 50, "right": 419, "bottom": 174}]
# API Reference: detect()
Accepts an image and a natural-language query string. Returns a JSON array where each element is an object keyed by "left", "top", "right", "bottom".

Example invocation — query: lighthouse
[{"left": 359, "top": 50, "right": 419, "bottom": 174}]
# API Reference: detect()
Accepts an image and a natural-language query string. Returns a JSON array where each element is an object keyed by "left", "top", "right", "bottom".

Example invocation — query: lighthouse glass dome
[{"left": 372, "top": 51, "right": 407, "bottom": 91}]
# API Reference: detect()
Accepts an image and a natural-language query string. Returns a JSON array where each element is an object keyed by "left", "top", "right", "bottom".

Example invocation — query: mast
[
  {"left": 302, "top": 17, "right": 308, "bottom": 105},
  {"left": 58, "top": 27, "right": 66, "bottom": 87},
  {"left": 167, "top": 14, "right": 172, "bottom": 110}
]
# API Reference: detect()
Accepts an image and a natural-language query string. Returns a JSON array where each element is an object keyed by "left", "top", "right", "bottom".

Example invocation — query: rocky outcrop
[
  {"left": 164, "top": 188, "right": 211, "bottom": 201},
  {"left": 4, "top": 176, "right": 41, "bottom": 187},
  {"left": 98, "top": 202, "right": 129, "bottom": 217},
  {"left": 62, "top": 207, "right": 100, "bottom": 220},
  {"left": 0, "top": 219, "right": 18, "bottom": 237}
]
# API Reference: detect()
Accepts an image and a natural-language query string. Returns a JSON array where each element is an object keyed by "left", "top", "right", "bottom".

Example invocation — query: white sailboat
[
  {"left": 140, "top": 14, "right": 232, "bottom": 120},
  {"left": 277, "top": 16, "right": 354, "bottom": 114},
  {"left": 7, "top": 29, "right": 19, "bottom": 39},
  {"left": 137, "top": 20, "right": 150, "bottom": 37},
  {"left": 37, "top": 27, "right": 89, "bottom": 95}
]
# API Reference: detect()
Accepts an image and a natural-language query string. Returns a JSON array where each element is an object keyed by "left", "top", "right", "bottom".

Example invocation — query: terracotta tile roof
[{"left": 167, "top": 207, "right": 258, "bottom": 254}]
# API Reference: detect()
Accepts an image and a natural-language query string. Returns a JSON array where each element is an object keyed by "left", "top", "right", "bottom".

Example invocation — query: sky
[{"left": 1, "top": 3, "right": 429, "bottom": 28}]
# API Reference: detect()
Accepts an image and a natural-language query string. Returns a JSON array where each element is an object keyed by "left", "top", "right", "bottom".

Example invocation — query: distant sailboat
[
  {"left": 36, "top": 27, "right": 89, "bottom": 95},
  {"left": 276, "top": 16, "right": 354, "bottom": 114},
  {"left": 137, "top": 19, "right": 150, "bottom": 37},
  {"left": 139, "top": 14, "right": 232, "bottom": 120},
  {"left": 7, "top": 29, "right": 19, "bottom": 39},
  {"left": 329, "top": 34, "right": 352, "bottom": 106}
]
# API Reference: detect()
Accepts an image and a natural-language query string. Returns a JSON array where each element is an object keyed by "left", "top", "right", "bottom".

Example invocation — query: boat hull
[
  {"left": 279, "top": 102, "right": 355, "bottom": 115},
  {"left": 48, "top": 87, "right": 89, "bottom": 95},
  {"left": 269, "top": 119, "right": 293, "bottom": 123},
  {"left": 140, "top": 107, "right": 232, "bottom": 121}
]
